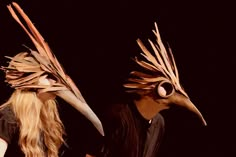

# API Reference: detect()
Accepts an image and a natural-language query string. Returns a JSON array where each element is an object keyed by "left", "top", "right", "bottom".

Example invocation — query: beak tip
[
  {"left": 94, "top": 122, "right": 105, "bottom": 136},
  {"left": 99, "top": 128, "right": 105, "bottom": 136}
]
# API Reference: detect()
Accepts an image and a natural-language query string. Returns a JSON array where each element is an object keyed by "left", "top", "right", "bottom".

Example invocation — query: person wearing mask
[
  {"left": 86, "top": 22, "right": 207, "bottom": 157},
  {"left": 0, "top": 2, "right": 104, "bottom": 157}
]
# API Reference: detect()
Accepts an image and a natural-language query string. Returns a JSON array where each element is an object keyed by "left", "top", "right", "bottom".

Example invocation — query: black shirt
[
  {"left": 0, "top": 106, "right": 24, "bottom": 157},
  {"left": 90, "top": 102, "right": 165, "bottom": 157}
]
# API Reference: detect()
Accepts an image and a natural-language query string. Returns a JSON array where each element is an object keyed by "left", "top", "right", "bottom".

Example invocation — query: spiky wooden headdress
[
  {"left": 0, "top": 2, "right": 104, "bottom": 136},
  {"left": 1, "top": 2, "right": 85, "bottom": 102},
  {"left": 123, "top": 22, "right": 188, "bottom": 98}
]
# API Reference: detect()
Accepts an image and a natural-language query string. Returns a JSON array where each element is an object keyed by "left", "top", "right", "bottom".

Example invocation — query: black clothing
[
  {"left": 0, "top": 106, "right": 24, "bottom": 157},
  {"left": 0, "top": 106, "right": 67, "bottom": 157},
  {"left": 142, "top": 111, "right": 165, "bottom": 157},
  {"left": 90, "top": 102, "right": 165, "bottom": 157}
]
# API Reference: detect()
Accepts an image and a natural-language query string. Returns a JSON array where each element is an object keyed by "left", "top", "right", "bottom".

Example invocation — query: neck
[{"left": 133, "top": 96, "right": 169, "bottom": 120}]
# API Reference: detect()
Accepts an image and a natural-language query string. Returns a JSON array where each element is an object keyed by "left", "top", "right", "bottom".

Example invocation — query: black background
[{"left": 0, "top": 0, "right": 234, "bottom": 157}]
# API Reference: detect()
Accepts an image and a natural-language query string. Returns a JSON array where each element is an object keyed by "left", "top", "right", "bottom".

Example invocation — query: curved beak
[
  {"left": 169, "top": 92, "right": 207, "bottom": 126},
  {"left": 56, "top": 90, "right": 105, "bottom": 136}
]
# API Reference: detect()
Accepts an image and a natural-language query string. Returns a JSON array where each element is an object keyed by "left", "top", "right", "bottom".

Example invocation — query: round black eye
[{"left": 156, "top": 80, "right": 174, "bottom": 98}]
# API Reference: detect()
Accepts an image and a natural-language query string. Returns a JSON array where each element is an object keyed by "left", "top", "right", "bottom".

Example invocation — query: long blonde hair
[{"left": 0, "top": 90, "right": 65, "bottom": 157}]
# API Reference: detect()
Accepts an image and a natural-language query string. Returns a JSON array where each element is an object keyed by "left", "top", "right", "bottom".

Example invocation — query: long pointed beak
[
  {"left": 56, "top": 90, "right": 104, "bottom": 136},
  {"left": 169, "top": 92, "right": 207, "bottom": 126}
]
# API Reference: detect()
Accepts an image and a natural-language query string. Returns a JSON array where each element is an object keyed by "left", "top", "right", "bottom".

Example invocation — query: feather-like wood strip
[
  {"left": 6, "top": 74, "right": 24, "bottom": 80},
  {"left": 128, "top": 76, "right": 167, "bottom": 83},
  {"left": 14, "top": 85, "right": 49, "bottom": 89},
  {"left": 134, "top": 57, "right": 160, "bottom": 72},
  {"left": 5, "top": 55, "right": 39, "bottom": 67},
  {"left": 37, "top": 86, "right": 69, "bottom": 93},
  {"left": 127, "top": 78, "right": 150, "bottom": 84},
  {"left": 24, "top": 56, "right": 39, "bottom": 65},
  {"left": 123, "top": 83, "right": 155, "bottom": 89},
  {"left": 5, "top": 72, "right": 24, "bottom": 79},
  {"left": 138, "top": 48, "right": 166, "bottom": 76},
  {"left": 10, "top": 2, "right": 54, "bottom": 64},
  {"left": 13, "top": 77, "right": 40, "bottom": 87},
  {"left": 7, "top": 5, "right": 48, "bottom": 58},
  {"left": 167, "top": 47, "right": 179, "bottom": 82},
  {"left": 4, "top": 56, "right": 37, "bottom": 66},
  {"left": 125, "top": 89, "right": 150, "bottom": 93},
  {"left": 11, "top": 2, "right": 66, "bottom": 77},
  {"left": 8, "top": 3, "right": 66, "bottom": 82},
  {"left": 5, "top": 62, "right": 41, "bottom": 71},
  {"left": 136, "top": 39, "right": 160, "bottom": 68},
  {"left": 7, "top": 71, "right": 44, "bottom": 85},
  {"left": 147, "top": 39, "right": 168, "bottom": 72},
  {"left": 15, "top": 66, "right": 41, "bottom": 72},
  {"left": 152, "top": 24, "right": 178, "bottom": 86},
  {"left": 147, "top": 40, "right": 172, "bottom": 79},
  {"left": 141, "top": 76, "right": 167, "bottom": 83},
  {"left": 30, "top": 51, "right": 51, "bottom": 70},
  {"left": 130, "top": 71, "right": 154, "bottom": 78}
]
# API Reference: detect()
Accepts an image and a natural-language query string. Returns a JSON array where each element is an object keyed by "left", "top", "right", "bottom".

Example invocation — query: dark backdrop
[{"left": 0, "top": 0, "right": 234, "bottom": 157}]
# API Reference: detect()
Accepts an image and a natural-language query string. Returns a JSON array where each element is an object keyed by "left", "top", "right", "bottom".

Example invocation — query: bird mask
[
  {"left": 124, "top": 22, "right": 207, "bottom": 126},
  {"left": 0, "top": 2, "right": 104, "bottom": 136}
]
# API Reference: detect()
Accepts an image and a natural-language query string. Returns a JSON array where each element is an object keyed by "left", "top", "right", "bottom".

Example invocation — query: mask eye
[
  {"left": 38, "top": 75, "right": 51, "bottom": 86},
  {"left": 156, "top": 80, "right": 174, "bottom": 98}
]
